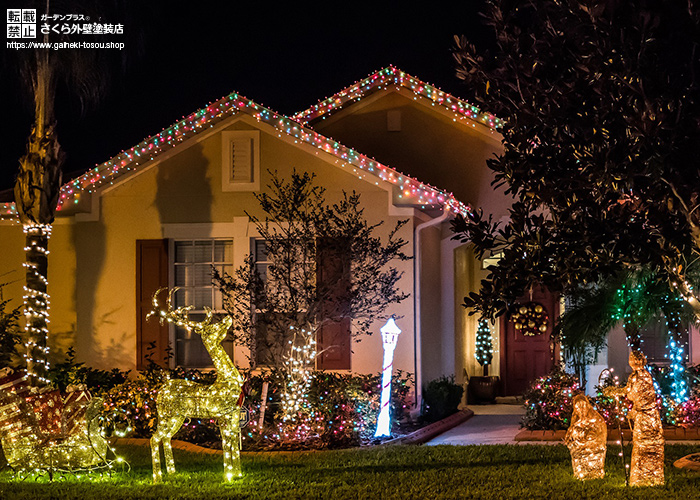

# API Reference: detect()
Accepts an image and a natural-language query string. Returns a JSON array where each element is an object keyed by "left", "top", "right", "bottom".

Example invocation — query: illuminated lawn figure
[
  {"left": 604, "top": 351, "right": 665, "bottom": 487},
  {"left": 564, "top": 394, "right": 607, "bottom": 480},
  {"left": 0, "top": 370, "right": 113, "bottom": 474},
  {"left": 149, "top": 289, "right": 244, "bottom": 483},
  {"left": 374, "top": 318, "right": 401, "bottom": 438}
]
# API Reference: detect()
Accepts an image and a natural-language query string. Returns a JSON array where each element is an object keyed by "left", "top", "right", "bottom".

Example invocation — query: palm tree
[
  {"left": 11, "top": 0, "right": 132, "bottom": 383},
  {"left": 558, "top": 268, "right": 697, "bottom": 398}
]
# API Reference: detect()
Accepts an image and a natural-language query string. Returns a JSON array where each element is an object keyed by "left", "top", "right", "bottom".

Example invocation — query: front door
[{"left": 501, "top": 287, "right": 560, "bottom": 396}]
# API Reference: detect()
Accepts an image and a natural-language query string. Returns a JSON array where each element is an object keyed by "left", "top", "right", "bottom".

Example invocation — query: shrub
[
  {"left": 0, "top": 288, "right": 21, "bottom": 367},
  {"left": 421, "top": 375, "right": 463, "bottom": 423},
  {"left": 521, "top": 369, "right": 580, "bottom": 430}
]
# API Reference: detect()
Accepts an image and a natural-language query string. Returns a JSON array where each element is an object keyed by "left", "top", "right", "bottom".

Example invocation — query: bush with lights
[{"left": 522, "top": 369, "right": 581, "bottom": 430}]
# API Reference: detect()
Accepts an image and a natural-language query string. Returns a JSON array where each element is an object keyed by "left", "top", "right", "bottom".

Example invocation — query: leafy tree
[
  {"left": 8, "top": 0, "right": 134, "bottom": 382},
  {"left": 213, "top": 170, "right": 411, "bottom": 367},
  {"left": 451, "top": 0, "right": 700, "bottom": 321}
]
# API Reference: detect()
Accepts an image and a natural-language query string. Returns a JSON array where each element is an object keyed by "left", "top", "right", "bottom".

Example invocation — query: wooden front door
[{"left": 501, "top": 287, "right": 560, "bottom": 396}]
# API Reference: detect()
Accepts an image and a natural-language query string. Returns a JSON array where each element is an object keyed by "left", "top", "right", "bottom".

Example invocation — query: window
[
  {"left": 221, "top": 130, "right": 260, "bottom": 191},
  {"left": 639, "top": 317, "right": 690, "bottom": 364},
  {"left": 173, "top": 239, "right": 233, "bottom": 367}
]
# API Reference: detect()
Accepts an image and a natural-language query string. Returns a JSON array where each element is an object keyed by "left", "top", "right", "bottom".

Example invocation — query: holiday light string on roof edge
[
  {"left": 291, "top": 65, "right": 504, "bottom": 129},
  {"left": 1, "top": 66, "right": 483, "bottom": 221}
]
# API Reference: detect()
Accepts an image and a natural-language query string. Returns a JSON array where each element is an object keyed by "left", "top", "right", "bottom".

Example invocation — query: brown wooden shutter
[
  {"left": 316, "top": 239, "right": 351, "bottom": 370},
  {"left": 136, "top": 239, "right": 169, "bottom": 370}
]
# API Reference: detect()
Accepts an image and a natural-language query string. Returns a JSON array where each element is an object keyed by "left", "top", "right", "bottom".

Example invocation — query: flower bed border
[
  {"left": 515, "top": 427, "right": 700, "bottom": 442},
  {"left": 384, "top": 409, "right": 474, "bottom": 445}
]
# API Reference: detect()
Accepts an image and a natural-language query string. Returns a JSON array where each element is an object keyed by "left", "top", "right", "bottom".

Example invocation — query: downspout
[{"left": 413, "top": 209, "right": 450, "bottom": 413}]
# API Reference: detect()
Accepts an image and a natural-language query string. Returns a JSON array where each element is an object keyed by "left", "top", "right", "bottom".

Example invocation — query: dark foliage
[
  {"left": 0, "top": 286, "right": 21, "bottom": 367},
  {"left": 452, "top": 0, "right": 700, "bottom": 320},
  {"left": 421, "top": 375, "right": 463, "bottom": 423}
]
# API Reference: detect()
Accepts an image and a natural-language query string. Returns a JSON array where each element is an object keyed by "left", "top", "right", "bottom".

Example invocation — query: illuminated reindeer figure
[{"left": 148, "top": 288, "right": 244, "bottom": 483}]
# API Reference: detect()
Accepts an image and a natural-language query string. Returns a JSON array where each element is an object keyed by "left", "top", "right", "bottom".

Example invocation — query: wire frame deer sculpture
[{"left": 148, "top": 288, "right": 244, "bottom": 483}]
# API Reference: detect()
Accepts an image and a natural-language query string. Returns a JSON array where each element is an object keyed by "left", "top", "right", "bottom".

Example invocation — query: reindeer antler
[{"left": 147, "top": 287, "right": 214, "bottom": 332}]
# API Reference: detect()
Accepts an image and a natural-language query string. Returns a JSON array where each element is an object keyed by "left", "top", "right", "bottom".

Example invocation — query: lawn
[{"left": 1, "top": 443, "right": 699, "bottom": 499}]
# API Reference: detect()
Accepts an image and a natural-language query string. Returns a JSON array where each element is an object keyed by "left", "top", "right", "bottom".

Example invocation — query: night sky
[{"left": 0, "top": 2, "right": 491, "bottom": 195}]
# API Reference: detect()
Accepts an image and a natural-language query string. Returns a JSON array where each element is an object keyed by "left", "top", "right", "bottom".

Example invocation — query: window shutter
[
  {"left": 136, "top": 239, "right": 169, "bottom": 369},
  {"left": 316, "top": 239, "right": 351, "bottom": 370}
]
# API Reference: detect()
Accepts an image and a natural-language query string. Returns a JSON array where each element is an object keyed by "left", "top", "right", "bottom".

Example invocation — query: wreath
[{"left": 510, "top": 302, "right": 548, "bottom": 336}]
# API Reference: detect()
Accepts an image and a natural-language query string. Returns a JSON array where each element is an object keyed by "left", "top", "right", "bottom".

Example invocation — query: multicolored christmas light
[
  {"left": 1, "top": 67, "right": 484, "bottom": 222},
  {"left": 374, "top": 318, "right": 401, "bottom": 438}
]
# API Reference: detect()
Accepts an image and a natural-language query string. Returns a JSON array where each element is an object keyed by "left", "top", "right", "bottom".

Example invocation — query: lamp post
[{"left": 375, "top": 318, "right": 401, "bottom": 438}]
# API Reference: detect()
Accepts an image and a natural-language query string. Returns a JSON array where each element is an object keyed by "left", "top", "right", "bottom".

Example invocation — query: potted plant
[{"left": 468, "top": 319, "right": 500, "bottom": 403}]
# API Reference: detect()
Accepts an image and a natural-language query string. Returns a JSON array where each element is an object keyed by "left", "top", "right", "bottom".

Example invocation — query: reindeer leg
[
  {"left": 221, "top": 416, "right": 242, "bottom": 481},
  {"left": 150, "top": 426, "right": 164, "bottom": 483},
  {"left": 162, "top": 415, "right": 186, "bottom": 475}
]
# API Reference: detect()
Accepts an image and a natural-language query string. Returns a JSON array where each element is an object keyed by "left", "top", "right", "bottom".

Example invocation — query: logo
[{"left": 7, "top": 9, "right": 36, "bottom": 39}]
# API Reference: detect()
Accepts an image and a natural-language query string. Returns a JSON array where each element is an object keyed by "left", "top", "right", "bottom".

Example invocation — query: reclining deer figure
[{"left": 149, "top": 288, "right": 244, "bottom": 483}]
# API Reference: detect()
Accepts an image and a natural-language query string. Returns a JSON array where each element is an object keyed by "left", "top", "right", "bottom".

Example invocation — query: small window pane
[
  {"left": 174, "top": 265, "right": 192, "bottom": 286},
  {"left": 193, "top": 264, "right": 213, "bottom": 287},
  {"left": 194, "top": 288, "right": 213, "bottom": 309},
  {"left": 194, "top": 241, "right": 213, "bottom": 262},
  {"left": 174, "top": 288, "right": 191, "bottom": 308},
  {"left": 175, "top": 241, "right": 194, "bottom": 263},
  {"left": 255, "top": 240, "right": 269, "bottom": 262},
  {"left": 214, "top": 241, "right": 232, "bottom": 262}
]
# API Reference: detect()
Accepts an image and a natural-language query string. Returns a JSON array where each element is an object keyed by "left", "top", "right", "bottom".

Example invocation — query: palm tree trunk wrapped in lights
[{"left": 14, "top": 55, "right": 64, "bottom": 384}]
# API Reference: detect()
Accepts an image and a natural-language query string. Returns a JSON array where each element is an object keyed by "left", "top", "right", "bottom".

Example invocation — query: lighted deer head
[{"left": 148, "top": 287, "right": 232, "bottom": 350}]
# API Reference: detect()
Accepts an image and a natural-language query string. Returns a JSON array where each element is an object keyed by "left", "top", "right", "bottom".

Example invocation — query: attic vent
[
  {"left": 387, "top": 110, "right": 402, "bottom": 132},
  {"left": 230, "top": 137, "right": 253, "bottom": 182},
  {"left": 221, "top": 130, "right": 260, "bottom": 191}
]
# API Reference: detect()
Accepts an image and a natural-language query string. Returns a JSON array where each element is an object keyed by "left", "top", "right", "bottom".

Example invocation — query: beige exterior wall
[
  {"left": 311, "top": 90, "right": 510, "bottom": 220},
  {"left": 0, "top": 115, "right": 416, "bottom": 378},
  {"left": 453, "top": 244, "right": 501, "bottom": 384}
]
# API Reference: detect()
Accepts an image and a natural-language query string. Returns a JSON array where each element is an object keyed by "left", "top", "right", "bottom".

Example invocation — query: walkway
[{"left": 425, "top": 404, "right": 534, "bottom": 446}]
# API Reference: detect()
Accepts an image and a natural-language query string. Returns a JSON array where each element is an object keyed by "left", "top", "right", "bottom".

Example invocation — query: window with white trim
[
  {"left": 221, "top": 130, "right": 260, "bottom": 191},
  {"left": 173, "top": 239, "right": 233, "bottom": 367}
]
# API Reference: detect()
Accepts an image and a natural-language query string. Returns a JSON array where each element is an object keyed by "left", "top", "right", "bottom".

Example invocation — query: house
[{"left": 5, "top": 66, "right": 675, "bottom": 403}]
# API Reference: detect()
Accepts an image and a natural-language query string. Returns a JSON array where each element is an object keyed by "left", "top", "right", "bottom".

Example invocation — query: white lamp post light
[{"left": 375, "top": 317, "right": 401, "bottom": 438}]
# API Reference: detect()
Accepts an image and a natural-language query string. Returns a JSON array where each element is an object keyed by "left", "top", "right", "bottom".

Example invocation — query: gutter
[{"left": 413, "top": 209, "right": 450, "bottom": 413}]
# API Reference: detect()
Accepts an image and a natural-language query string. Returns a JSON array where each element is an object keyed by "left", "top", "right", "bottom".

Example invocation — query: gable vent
[{"left": 221, "top": 130, "right": 260, "bottom": 191}]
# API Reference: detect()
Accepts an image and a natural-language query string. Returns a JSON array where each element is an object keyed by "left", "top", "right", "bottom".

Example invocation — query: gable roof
[
  {"left": 2, "top": 72, "right": 479, "bottom": 222},
  {"left": 292, "top": 65, "right": 504, "bottom": 132}
]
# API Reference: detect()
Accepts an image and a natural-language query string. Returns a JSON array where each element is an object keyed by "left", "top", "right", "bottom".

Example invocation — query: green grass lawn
[{"left": 1, "top": 443, "right": 699, "bottom": 499}]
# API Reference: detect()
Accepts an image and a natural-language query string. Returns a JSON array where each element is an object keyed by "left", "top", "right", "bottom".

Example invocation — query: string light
[
  {"left": 0, "top": 369, "right": 124, "bottom": 476},
  {"left": 474, "top": 319, "right": 493, "bottom": 372},
  {"left": 564, "top": 394, "right": 607, "bottom": 480},
  {"left": 22, "top": 223, "right": 52, "bottom": 384},
  {"left": 148, "top": 289, "right": 244, "bottom": 483},
  {"left": 603, "top": 352, "right": 664, "bottom": 487},
  {"left": 1, "top": 67, "right": 480, "bottom": 222}
]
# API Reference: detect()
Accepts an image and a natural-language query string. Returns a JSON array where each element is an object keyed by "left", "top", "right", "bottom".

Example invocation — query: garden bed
[{"left": 515, "top": 427, "right": 700, "bottom": 442}]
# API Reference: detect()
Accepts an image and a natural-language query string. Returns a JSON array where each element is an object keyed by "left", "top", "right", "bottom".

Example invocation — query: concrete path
[{"left": 425, "top": 404, "right": 543, "bottom": 446}]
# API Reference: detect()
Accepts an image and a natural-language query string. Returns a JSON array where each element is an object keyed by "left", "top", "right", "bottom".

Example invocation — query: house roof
[
  {"left": 292, "top": 65, "right": 504, "bottom": 131},
  {"left": 2, "top": 69, "right": 483, "bottom": 222}
]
